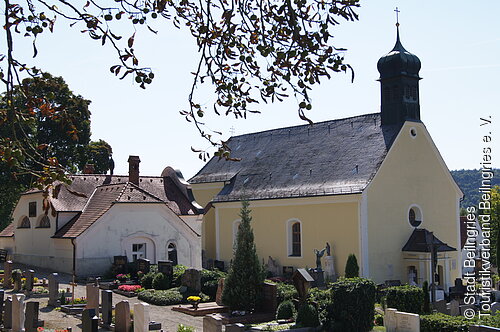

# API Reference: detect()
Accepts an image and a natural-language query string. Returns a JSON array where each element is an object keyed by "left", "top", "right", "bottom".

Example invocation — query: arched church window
[
  {"left": 168, "top": 243, "right": 178, "bottom": 265},
  {"left": 408, "top": 206, "right": 423, "bottom": 227},
  {"left": 38, "top": 215, "right": 50, "bottom": 228},
  {"left": 18, "top": 216, "right": 31, "bottom": 229},
  {"left": 291, "top": 222, "right": 301, "bottom": 256}
]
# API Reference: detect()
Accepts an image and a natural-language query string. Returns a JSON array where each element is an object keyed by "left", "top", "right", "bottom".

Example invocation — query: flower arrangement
[
  {"left": 118, "top": 285, "right": 142, "bottom": 292},
  {"left": 187, "top": 296, "right": 201, "bottom": 309},
  {"left": 116, "top": 273, "right": 130, "bottom": 281}
]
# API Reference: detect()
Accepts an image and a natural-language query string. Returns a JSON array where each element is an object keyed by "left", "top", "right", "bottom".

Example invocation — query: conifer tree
[
  {"left": 221, "top": 200, "right": 264, "bottom": 311},
  {"left": 345, "top": 253, "right": 359, "bottom": 278}
]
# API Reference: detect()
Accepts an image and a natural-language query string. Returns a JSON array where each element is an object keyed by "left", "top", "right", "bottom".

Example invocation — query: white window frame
[{"left": 132, "top": 243, "right": 147, "bottom": 261}]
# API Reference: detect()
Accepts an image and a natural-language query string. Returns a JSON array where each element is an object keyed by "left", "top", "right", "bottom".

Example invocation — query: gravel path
[{"left": 5, "top": 263, "right": 204, "bottom": 332}]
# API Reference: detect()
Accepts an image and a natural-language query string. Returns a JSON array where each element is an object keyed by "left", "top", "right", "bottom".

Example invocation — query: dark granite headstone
[
  {"left": 4, "top": 297, "right": 12, "bottom": 329},
  {"left": 136, "top": 258, "right": 151, "bottom": 273},
  {"left": 0, "top": 290, "right": 4, "bottom": 325},
  {"left": 308, "top": 268, "right": 325, "bottom": 288},
  {"left": 101, "top": 290, "right": 113, "bottom": 326},
  {"left": 157, "top": 260, "right": 173, "bottom": 276},
  {"left": 182, "top": 269, "right": 201, "bottom": 292},
  {"left": 261, "top": 282, "right": 277, "bottom": 314},
  {"left": 25, "top": 270, "right": 35, "bottom": 292},
  {"left": 24, "top": 301, "right": 39, "bottom": 332},
  {"left": 214, "top": 260, "right": 225, "bottom": 271},
  {"left": 82, "top": 308, "right": 98, "bottom": 332},
  {"left": 114, "top": 256, "right": 127, "bottom": 266}
]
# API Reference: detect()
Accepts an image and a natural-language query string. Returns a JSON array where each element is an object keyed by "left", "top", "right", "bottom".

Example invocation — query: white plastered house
[{"left": 0, "top": 156, "right": 203, "bottom": 277}]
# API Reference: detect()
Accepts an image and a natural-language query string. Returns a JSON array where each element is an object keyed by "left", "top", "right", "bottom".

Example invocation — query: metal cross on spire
[{"left": 394, "top": 7, "right": 400, "bottom": 27}]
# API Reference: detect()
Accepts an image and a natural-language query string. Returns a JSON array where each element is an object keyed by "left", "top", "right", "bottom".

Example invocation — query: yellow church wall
[
  {"left": 366, "top": 121, "right": 461, "bottom": 287},
  {"left": 191, "top": 182, "right": 225, "bottom": 208},
  {"left": 202, "top": 208, "right": 217, "bottom": 259},
  {"left": 213, "top": 195, "right": 361, "bottom": 275}
]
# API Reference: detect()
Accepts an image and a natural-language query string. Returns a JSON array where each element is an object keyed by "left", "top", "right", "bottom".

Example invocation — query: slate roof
[
  {"left": 402, "top": 228, "right": 456, "bottom": 252},
  {"left": 190, "top": 113, "right": 402, "bottom": 202},
  {"left": 0, "top": 170, "right": 203, "bottom": 238}
]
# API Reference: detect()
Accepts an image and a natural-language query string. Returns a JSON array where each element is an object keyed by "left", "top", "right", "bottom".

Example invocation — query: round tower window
[
  {"left": 410, "top": 128, "right": 417, "bottom": 138},
  {"left": 408, "top": 206, "right": 422, "bottom": 227}
]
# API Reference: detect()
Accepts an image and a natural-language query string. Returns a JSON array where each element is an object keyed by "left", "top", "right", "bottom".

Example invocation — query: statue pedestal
[{"left": 324, "top": 256, "right": 336, "bottom": 282}]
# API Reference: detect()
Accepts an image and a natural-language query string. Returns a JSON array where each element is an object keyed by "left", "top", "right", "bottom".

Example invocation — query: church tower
[{"left": 377, "top": 22, "right": 421, "bottom": 125}]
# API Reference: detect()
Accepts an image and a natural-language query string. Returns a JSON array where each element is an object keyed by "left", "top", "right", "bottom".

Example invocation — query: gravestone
[
  {"left": 225, "top": 323, "right": 245, "bottom": 332},
  {"left": 460, "top": 304, "right": 476, "bottom": 315},
  {"left": 324, "top": 255, "right": 336, "bottom": 281},
  {"left": 82, "top": 308, "right": 98, "bottom": 332},
  {"left": 384, "top": 308, "right": 397, "bottom": 332},
  {"left": 450, "top": 299, "right": 460, "bottom": 316},
  {"left": 261, "top": 282, "right": 277, "bottom": 315},
  {"left": 48, "top": 273, "right": 59, "bottom": 306},
  {"left": 157, "top": 260, "right": 173, "bottom": 276},
  {"left": 203, "top": 314, "right": 222, "bottom": 332},
  {"left": 4, "top": 297, "right": 12, "bottom": 329},
  {"left": 101, "top": 290, "right": 113, "bottom": 327},
  {"left": 395, "top": 311, "right": 420, "bottom": 332},
  {"left": 115, "top": 301, "right": 131, "bottom": 332},
  {"left": 133, "top": 302, "right": 150, "bottom": 332},
  {"left": 181, "top": 269, "right": 201, "bottom": 292},
  {"left": 433, "top": 299, "right": 448, "bottom": 314},
  {"left": 13, "top": 271, "right": 22, "bottom": 292},
  {"left": 12, "top": 293, "right": 26, "bottom": 332},
  {"left": 308, "top": 268, "right": 325, "bottom": 288},
  {"left": 114, "top": 255, "right": 127, "bottom": 273},
  {"left": 491, "top": 302, "right": 500, "bottom": 315},
  {"left": 215, "top": 278, "right": 225, "bottom": 306},
  {"left": 136, "top": 258, "right": 151, "bottom": 273},
  {"left": 86, "top": 284, "right": 99, "bottom": 311},
  {"left": 24, "top": 301, "right": 40, "bottom": 332},
  {"left": 292, "top": 268, "right": 314, "bottom": 303},
  {"left": 0, "top": 289, "right": 4, "bottom": 325},
  {"left": 267, "top": 256, "right": 280, "bottom": 277},
  {"left": 25, "top": 270, "right": 35, "bottom": 293},
  {"left": 214, "top": 260, "right": 224, "bottom": 271},
  {"left": 3, "top": 260, "right": 13, "bottom": 289},
  {"left": 282, "top": 266, "right": 294, "bottom": 279},
  {"left": 492, "top": 290, "right": 500, "bottom": 303}
]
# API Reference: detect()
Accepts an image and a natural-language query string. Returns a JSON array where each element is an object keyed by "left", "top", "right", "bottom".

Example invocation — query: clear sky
[{"left": 8, "top": 0, "right": 500, "bottom": 179}]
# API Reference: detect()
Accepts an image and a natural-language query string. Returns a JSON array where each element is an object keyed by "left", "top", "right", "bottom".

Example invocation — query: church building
[{"left": 190, "top": 26, "right": 463, "bottom": 291}]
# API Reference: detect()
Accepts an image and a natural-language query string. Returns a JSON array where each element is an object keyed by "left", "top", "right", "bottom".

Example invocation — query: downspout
[{"left": 71, "top": 238, "right": 76, "bottom": 277}]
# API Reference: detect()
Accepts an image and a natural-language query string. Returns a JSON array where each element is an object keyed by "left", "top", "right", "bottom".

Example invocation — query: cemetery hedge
[
  {"left": 295, "top": 303, "right": 320, "bottom": 328},
  {"left": 420, "top": 313, "right": 472, "bottom": 332},
  {"left": 276, "top": 300, "right": 295, "bottom": 320},
  {"left": 326, "top": 277, "right": 376, "bottom": 332},
  {"left": 200, "top": 269, "right": 226, "bottom": 300},
  {"left": 275, "top": 282, "right": 298, "bottom": 304},
  {"left": 138, "top": 289, "right": 184, "bottom": 305},
  {"left": 385, "top": 285, "right": 424, "bottom": 314}
]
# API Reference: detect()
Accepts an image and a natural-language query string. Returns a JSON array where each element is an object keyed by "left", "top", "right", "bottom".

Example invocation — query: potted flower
[{"left": 187, "top": 296, "right": 201, "bottom": 310}]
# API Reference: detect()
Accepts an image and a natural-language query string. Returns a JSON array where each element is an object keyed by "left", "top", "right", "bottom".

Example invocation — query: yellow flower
[{"left": 187, "top": 296, "right": 201, "bottom": 302}]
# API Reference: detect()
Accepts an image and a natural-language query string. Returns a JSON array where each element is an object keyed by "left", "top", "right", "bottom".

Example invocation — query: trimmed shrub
[
  {"left": 374, "top": 314, "right": 384, "bottom": 326},
  {"left": 420, "top": 313, "right": 472, "bottom": 332},
  {"left": 152, "top": 272, "right": 171, "bottom": 290},
  {"left": 177, "top": 324, "right": 195, "bottom": 332},
  {"left": 344, "top": 254, "right": 359, "bottom": 278},
  {"left": 200, "top": 269, "right": 227, "bottom": 301},
  {"left": 172, "top": 265, "right": 188, "bottom": 287},
  {"left": 276, "top": 300, "right": 295, "bottom": 320},
  {"left": 385, "top": 285, "right": 424, "bottom": 314},
  {"left": 140, "top": 272, "right": 155, "bottom": 289},
  {"left": 276, "top": 282, "right": 298, "bottom": 304},
  {"left": 137, "top": 289, "right": 183, "bottom": 305},
  {"left": 308, "top": 287, "right": 331, "bottom": 325},
  {"left": 326, "top": 277, "right": 376, "bottom": 332},
  {"left": 296, "top": 303, "right": 320, "bottom": 328}
]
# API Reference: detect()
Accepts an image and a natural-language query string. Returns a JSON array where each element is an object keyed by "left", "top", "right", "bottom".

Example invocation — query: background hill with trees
[{"left": 451, "top": 169, "right": 499, "bottom": 209}]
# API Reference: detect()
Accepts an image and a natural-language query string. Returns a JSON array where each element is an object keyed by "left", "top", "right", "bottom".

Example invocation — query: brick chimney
[
  {"left": 128, "top": 155, "right": 141, "bottom": 185},
  {"left": 83, "top": 164, "right": 95, "bottom": 174}
]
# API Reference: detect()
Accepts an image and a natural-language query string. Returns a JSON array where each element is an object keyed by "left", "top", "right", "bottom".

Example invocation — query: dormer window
[{"left": 29, "top": 202, "right": 37, "bottom": 218}]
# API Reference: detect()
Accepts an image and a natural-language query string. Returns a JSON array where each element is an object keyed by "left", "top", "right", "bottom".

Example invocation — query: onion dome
[{"left": 377, "top": 26, "right": 421, "bottom": 80}]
